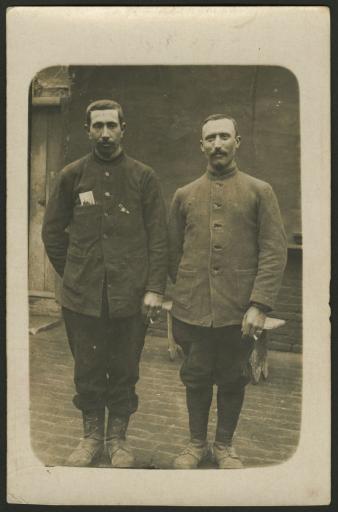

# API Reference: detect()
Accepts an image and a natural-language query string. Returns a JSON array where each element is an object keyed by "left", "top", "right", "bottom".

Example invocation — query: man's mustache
[
  {"left": 211, "top": 150, "right": 227, "bottom": 156},
  {"left": 98, "top": 139, "right": 114, "bottom": 144}
]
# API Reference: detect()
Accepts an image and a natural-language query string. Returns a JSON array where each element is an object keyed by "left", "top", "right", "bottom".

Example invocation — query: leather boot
[
  {"left": 173, "top": 386, "right": 212, "bottom": 469},
  {"left": 106, "top": 414, "right": 135, "bottom": 468},
  {"left": 66, "top": 409, "right": 105, "bottom": 467}
]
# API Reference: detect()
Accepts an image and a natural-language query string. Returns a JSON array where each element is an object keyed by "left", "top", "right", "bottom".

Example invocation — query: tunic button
[
  {"left": 105, "top": 172, "right": 110, "bottom": 177},
  {"left": 104, "top": 212, "right": 109, "bottom": 217},
  {"left": 104, "top": 192, "right": 110, "bottom": 197},
  {"left": 103, "top": 234, "right": 108, "bottom": 239},
  {"left": 214, "top": 203, "right": 221, "bottom": 209}
]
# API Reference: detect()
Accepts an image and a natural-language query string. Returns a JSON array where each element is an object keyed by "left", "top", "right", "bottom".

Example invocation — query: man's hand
[
  {"left": 142, "top": 292, "right": 163, "bottom": 322},
  {"left": 241, "top": 306, "right": 266, "bottom": 338}
]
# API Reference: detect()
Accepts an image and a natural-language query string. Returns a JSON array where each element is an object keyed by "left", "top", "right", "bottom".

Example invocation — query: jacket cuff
[
  {"left": 145, "top": 286, "right": 165, "bottom": 296},
  {"left": 250, "top": 301, "right": 271, "bottom": 313}
]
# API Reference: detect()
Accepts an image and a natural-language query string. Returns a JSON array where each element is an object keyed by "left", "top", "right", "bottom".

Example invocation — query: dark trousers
[
  {"left": 62, "top": 294, "right": 147, "bottom": 417},
  {"left": 172, "top": 318, "right": 254, "bottom": 444},
  {"left": 172, "top": 318, "right": 253, "bottom": 390}
]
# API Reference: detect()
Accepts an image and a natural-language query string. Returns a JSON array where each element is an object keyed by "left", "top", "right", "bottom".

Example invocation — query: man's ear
[
  {"left": 200, "top": 139, "right": 205, "bottom": 154},
  {"left": 85, "top": 123, "right": 92, "bottom": 141},
  {"left": 235, "top": 135, "right": 241, "bottom": 148},
  {"left": 121, "top": 121, "right": 127, "bottom": 134}
]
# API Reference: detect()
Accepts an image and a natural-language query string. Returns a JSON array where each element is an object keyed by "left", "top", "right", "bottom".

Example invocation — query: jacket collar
[
  {"left": 206, "top": 161, "right": 238, "bottom": 181},
  {"left": 92, "top": 148, "right": 126, "bottom": 166}
]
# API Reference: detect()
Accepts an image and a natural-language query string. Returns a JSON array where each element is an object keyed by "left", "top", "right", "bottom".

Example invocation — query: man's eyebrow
[
  {"left": 205, "top": 131, "right": 231, "bottom": 137},
  {"left": 92, "top": 120, "right": 118, "bottom": 125}
]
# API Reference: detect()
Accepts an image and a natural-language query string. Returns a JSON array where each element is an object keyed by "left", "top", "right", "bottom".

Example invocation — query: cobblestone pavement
[{"left": 30, "top": 319, "right": 302, "bottom": 469}]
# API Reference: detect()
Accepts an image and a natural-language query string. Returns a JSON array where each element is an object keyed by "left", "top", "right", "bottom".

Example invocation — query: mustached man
[{"left": 168, "top": 114, "right": 287, "bottom": 469}]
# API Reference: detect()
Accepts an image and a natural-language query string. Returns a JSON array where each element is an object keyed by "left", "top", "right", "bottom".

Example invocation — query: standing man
[
  {"left": 168, "top": 114, "right": 287, "bottom": 469},
  {"left": 42, "top": 99, "right": 168, "bottom": 468}
]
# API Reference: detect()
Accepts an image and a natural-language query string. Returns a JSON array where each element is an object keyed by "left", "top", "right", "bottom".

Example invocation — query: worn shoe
[
  {"left": 106, "top": 439, "right": 135, "bottom": 468},
  {"left": 66, "top": 438, "right": 103, "bottom": 467},
  {"left": 173, "top": 441, "right": 209, "bottom": 469},
  {"left": 65, "top": 409, "right": 105, "bottom": 467},
  {"left": 106, "top": 415, "right": 135, "bottom": 468},
  {"left": 213, "top": 443, "right": 243, "bottom": 469}
]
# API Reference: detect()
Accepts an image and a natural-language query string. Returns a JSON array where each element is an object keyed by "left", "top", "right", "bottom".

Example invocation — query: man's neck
[
  {"left": 94, "top": 146, "right": 123, "bottom": 162},
  {"left": 208, "top": 160, "right": 237, "bottom": 176}
]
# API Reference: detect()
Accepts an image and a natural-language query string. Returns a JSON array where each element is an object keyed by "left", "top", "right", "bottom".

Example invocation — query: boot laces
[
  {"left": 181, "top": 442, "right": 206, "bottom": 458},
  {"left": 215, "top": 444, "right": 239, "bottom": 460},
  {"left": 71, "top": 438, "right": 102, "bottom": 458}
]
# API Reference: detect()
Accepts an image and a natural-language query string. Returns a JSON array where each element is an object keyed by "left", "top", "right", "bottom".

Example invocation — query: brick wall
[{"left": 268, "top": 249, "right": 302, "bottom": 353}]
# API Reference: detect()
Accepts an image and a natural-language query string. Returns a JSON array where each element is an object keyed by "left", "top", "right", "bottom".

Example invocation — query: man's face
[
  {"left": 200, "top": 118, "right": 241, "bottom": 170},
  {"left": 87, "top": 109, "right": 125, "bottom": 158}
]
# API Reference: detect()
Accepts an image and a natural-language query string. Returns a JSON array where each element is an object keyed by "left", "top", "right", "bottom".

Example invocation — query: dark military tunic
[{"left": 42, "top": 151, "right": 168, "bottom": 318}]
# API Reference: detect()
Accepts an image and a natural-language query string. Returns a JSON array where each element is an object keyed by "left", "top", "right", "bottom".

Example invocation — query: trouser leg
[
  {"left": 105, "top": 312, "right": 147, "bottom": 418},
  {"left": 213, "top": 325, "right": 253, "bottom": 444},
  {"left": 213, "top": 384, "right": 246, "bottom": 468},
  {"left": 186, "top": 386, "right": 213, "bottom": 442},
  {"left": 62, "top": 307, "right": 107, "bottom": 466},
  {"left": 173, "top": 318, "right": 215, "bottom": 438},
  {"left": 104, "top": 314, "right": 146, "bottom": 468},
  {"left": 214, "top": 325, "right": 254, "bottom": 389},
  {"left": 172, "top": 318, "right": 214, "bottom": 468},
  {"left": 173, "top": 317, "right": 215, "bottom": 389},
  {"left": 212, "top": 326, "right": 253, "bottom": 469},
  {"left": 215, "top": 386, "right": 245, "bottom": 445},
  {"left": 213, "top": 387, "right": 245, "bottom": 469},
  {"left": 62, "top": 307, "right": 108, "bottom": 411}
]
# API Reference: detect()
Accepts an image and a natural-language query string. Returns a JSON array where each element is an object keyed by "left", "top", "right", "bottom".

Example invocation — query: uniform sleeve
[
  {"left": 41, "top": 169, "right": 74, "bottom": 277},
  {"left": 250, "top": 185, "right": 288, "bottom": 310},
  {"left": 168, "top": 189, "right": 185, "bottom": 284},
  {"left": 141, "top": 169, "right": 168, "bottom": 295}
]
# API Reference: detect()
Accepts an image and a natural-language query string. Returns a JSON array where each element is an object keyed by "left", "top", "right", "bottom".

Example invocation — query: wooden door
[{"left": 29, "top": 100, "right": 66, "bottom": 297}]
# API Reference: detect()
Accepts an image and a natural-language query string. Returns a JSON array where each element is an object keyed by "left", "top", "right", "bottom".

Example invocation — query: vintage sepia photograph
[
  {"left": 7, "top": 6, "right": 330, "bottom": 506},
  {"left": 29, "top": 65, "right": 302, "bottom": 470}
]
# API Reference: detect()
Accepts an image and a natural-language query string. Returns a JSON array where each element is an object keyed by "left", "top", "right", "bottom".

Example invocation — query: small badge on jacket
[
  {"left": 118, "top": 203, "right": 130, "bottom": 214},
  {"left": 79, "top": 191, "right": 95, "bottom": 205}
]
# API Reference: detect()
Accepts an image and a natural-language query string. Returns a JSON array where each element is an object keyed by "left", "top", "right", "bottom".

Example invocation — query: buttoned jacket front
[
  {"left": 168, "top": 166, "right": 287, "bottom": 327},
  {"left": 42, "top": 151, "right": 168, "bottom": 318}
]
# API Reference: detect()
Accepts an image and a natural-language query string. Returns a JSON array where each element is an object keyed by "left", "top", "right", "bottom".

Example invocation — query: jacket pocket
[
  {"left": 235, "top": 269, "right": 257, "bottom": 309},
  {"left": 63, "top": 251, "right": 87, "bottom": 294},
  {"left": 173, "top": 268, "right": 196, "bottom": 308},
  {"left": 70, "top": 204, "right": 102, "bottom": 247}
]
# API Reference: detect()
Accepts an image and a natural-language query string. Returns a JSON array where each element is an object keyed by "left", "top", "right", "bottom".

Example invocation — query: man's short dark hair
[
  {"left": 86, "top": 99, "right": 124, "bottom": 127},
  {"left": 202, "top": 114, "right": 239, "bottom": 136}
]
